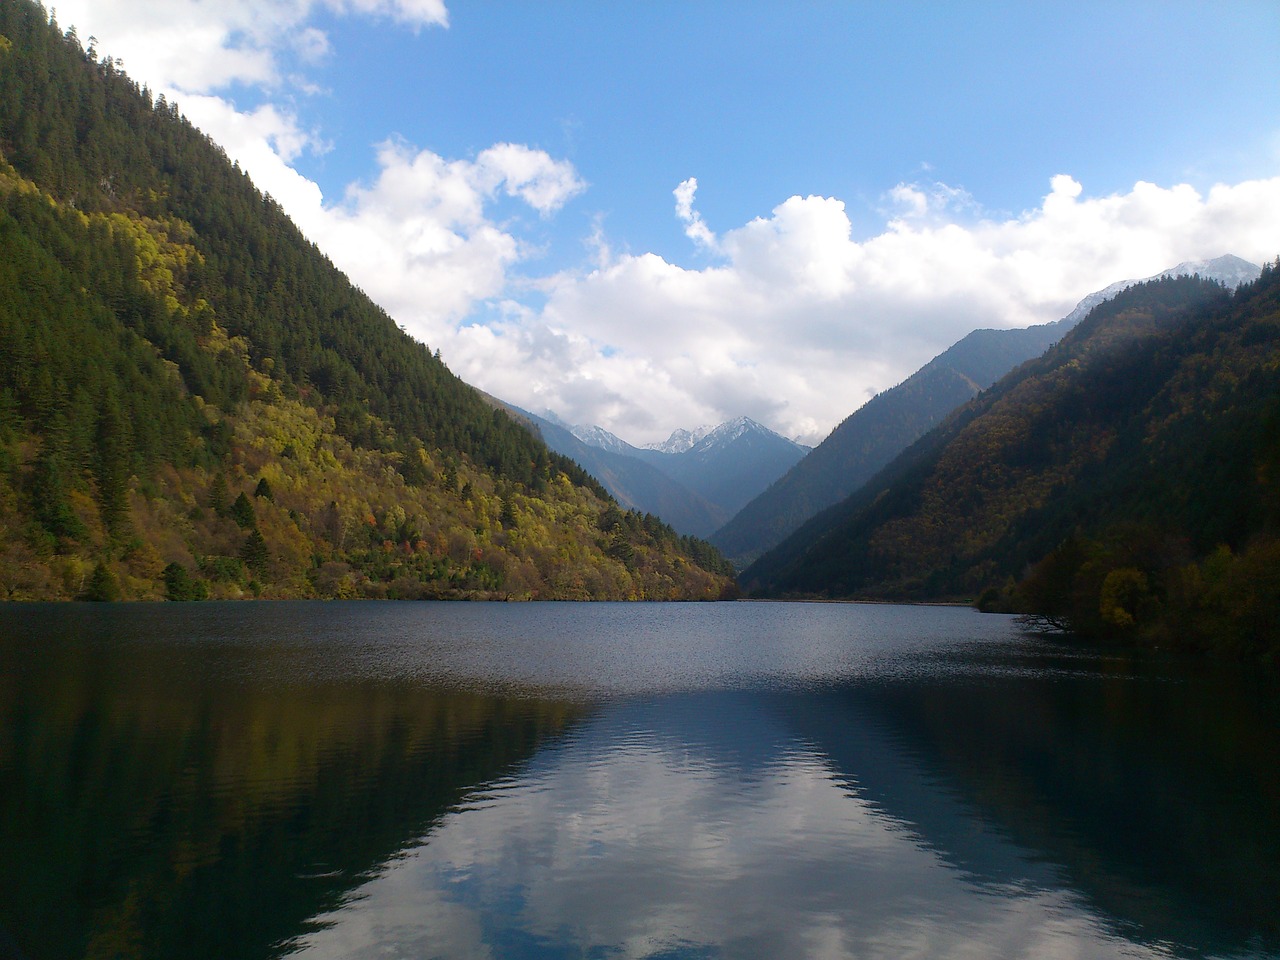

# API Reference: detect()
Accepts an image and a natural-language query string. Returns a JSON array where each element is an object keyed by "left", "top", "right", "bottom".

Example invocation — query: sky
[{"left": 56, "top": 1, "right": 1280, "bottom": 445}]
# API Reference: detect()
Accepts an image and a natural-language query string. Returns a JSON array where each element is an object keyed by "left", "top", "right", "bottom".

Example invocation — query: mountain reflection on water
[{"left": 0, "top": 601, "right": 1276, "bottom": 960}]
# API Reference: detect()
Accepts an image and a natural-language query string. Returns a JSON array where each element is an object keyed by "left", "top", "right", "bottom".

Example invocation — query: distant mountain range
[
  {"left": 497, "top": 407, "right": 730, "bottom": 537},
  {"left": 711, "top": 255, "right": 1262, "bottom": 568},
  {"left": 631, "top": 418, "right": 811, "bottom": 522},
  {"left": 642, "top": 424, "right": 719, "bottom": 455},
  {"left": 512, "top": 413, "right": 809, "bottom": 538},
  {"left": 507, "top": 256, "right": 1259, "bottom": 558}
]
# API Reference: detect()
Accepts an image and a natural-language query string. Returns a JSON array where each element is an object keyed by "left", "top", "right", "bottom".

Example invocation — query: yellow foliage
[{"left": 1099, "top": 567, "right": 1149, "bottom": 629}]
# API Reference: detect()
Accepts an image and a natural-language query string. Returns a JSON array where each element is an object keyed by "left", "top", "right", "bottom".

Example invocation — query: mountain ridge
[
  {"left": 742, "top": 268, "right": 1280, "bottom": 655},
  {"left": 496, "top": 404, "right": 732, "bottom": 538},
  {"left": 711, "top": 255, "right": 1261, "bottom": 568}
]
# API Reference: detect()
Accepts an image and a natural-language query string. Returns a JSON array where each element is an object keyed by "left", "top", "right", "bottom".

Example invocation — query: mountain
[
  {"left": 523, "top": 413, "right": 808, "bottom": 539},
  {"left": 569, "top": 423, "right": 636, "bottom": 457},
  {"left": 497, "top": 406, "right": 730, "bottom": 538},
  {"left": 1058, "top": 254, "right": 1261, "bottom": 328},
  {"left": 632, "top": 417, "right": 811, "bottom": 524},
  {"left": 0, "top": 1, "right": 735, "bottom": 601},
  {"left": 742, "top": 268, "right": 1280, "bottom": 656},
  {"left": 712, "top": 255, "right": 1262, "bottom": 568},
  {"left": 645, "top": 425, "right": 715, "bottom": 455}
]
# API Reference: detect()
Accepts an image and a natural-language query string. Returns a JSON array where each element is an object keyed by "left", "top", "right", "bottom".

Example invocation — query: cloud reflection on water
[{"left": 291, "top": 693, "right": 1147, "bottom": 960}]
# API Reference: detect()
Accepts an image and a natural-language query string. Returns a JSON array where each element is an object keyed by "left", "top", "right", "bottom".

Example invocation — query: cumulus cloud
[
  {"left": 475, "top": 143, "right": 587, "bottom": 215},
  {"left": 55, "top": 0, "right": 447, "bottom": 95},
  {"left": 283, "top": 140, "right": 585, "bottom": 346},
  {"left": 501, "top": 173, "right": 1280, "bottom": 445},
  {"left": 886, "top": 180, "right": 980, "bottom": 223}
]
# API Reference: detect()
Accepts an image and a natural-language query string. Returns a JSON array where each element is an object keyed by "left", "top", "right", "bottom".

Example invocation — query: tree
[
  {"left": 499, "top": 497, "right": 517, "bottom": 529},
  {"left": 230, "top": 491, "right": 256, "bottom": 529},
  {"left": 95, "top": 394, "right": 131, "bottom": 537},
  {"left": 209, "top": 473, "right": 228, "bottom": 516},
  {"left": 83, "top": 560, "right": 120, "bottom": 601},
  {"left": 29, "top": 447, "right": 85, "bottom": 542},
  {"left": 606, "top": 530, "right": 635, "bottom": 568},
  {"left": 240, "top": 527, "right": 268, "bottom": 575},
  {"left": 162, "top": 561, "right": 208, "bottom": 600}
]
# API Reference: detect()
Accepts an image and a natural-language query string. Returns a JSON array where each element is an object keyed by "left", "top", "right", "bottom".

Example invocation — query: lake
[{"left": 1, "top": 601, "right": 1277, "bottom": 960}]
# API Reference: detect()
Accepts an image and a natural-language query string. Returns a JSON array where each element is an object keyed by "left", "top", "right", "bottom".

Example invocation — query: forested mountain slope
[
  {"left": 710, "top": 320, "right": 1067, "bottom": 567},
  {"left": 0, "top": 1, "right": 734, "bottom": 600},
  {"left": 743, "top": 270, "right": 1280, "bottom": 655},
  {"left": 713, "top": 256, "right": 1259, "bottom": 569}
]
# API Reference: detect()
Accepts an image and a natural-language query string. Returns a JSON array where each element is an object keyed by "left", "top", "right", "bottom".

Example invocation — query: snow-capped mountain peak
[
  {"left": 568, "top": 423, "right": 635, "bottom": 456},
  {"left": 689, "top": 417, "right": 770, "bottom": 454},
  {"left": 645, "top": 425, "right": 715, "bottom": 455},
  {"left": 1165, "top": 254, "right": 1259, "bottom": 289},
  {"left": 1060, "top": 254, "right": 1260, "bottom": 328},
  {"left": 648, "top": 417, "right": 810, "bottom": 457}
]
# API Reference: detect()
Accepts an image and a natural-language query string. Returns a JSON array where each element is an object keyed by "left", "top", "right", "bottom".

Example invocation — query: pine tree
[{"left": 230, "top": 491, "right": 256, "bottom": 529}]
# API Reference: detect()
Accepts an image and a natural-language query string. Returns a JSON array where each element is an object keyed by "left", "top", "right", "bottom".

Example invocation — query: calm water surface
[{"left": 1, "top": 601, "right": 1276, "bottom": 960}]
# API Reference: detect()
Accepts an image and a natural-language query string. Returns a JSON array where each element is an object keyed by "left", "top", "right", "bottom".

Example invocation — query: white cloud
[
  {"left": 886, "top": 180, "right": 978, "bottom": 223},
  {"left": 474, "top": 143, "right": 587, "bottom": 215},
  {"left": 490, "top": 174, "right": 1280, "bottom": 446},
  {"left": 55, "top": 0, "right": 447, "bottom": 95},
  {"left": 674, "top": 177, "right": 718, "bottom": 250},
  {"left": 285, "top": 140, "right": 584, "bottom": 347},
  {"left": 293, "top": 27, "right": 332, "bottom": 65}
]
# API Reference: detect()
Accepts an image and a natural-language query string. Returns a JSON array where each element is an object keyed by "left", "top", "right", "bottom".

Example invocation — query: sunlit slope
[{"left": 0, "top": 1, "right": 734, "bottom": 600}]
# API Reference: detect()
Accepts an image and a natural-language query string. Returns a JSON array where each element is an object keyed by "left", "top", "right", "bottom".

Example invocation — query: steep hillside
[
  {"left": 743, "top": 270, "right": 1280, "bottom": 655},
  {"left": 713, "top": 256, "right": 1260, "bottom": 568},
  {"left": 0, "top": 2, "right": 735, "bottom": 600},
  {"left": 711, "top": 320, "right": 1066, "bottom": 567}
]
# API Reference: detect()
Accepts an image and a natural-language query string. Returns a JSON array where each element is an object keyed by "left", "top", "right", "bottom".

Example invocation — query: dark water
[{"left": 1, "top": 602, "right": 1277, "bottom": 960}]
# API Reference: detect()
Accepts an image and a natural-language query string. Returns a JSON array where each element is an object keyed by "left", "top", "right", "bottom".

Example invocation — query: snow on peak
[
  {"left": 569, "top": 423, "right": 633, "bottom": 455},
  {"left": 646, "top": 417, "right": 808, "bottom": 456},
  {"left": 645, "top": 425, "right": 715, "bottom": 454},
  {"left": 1061, "top": 254, "right": 1260, "bottom": 329},
  {"left": 695, "top": 416, "right": 763, "bottom": 449}
]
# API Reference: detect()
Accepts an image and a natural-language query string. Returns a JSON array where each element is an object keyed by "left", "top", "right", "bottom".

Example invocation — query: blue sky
[
  {"left": 287, "top": 2, "right": 1278, "bottom": 263},
  {"left": 58, "top": 1, "right": 1280, "bottom": 443}
]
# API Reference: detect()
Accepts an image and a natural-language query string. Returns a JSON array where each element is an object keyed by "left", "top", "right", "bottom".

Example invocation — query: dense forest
[
  {"left": 0, "top": 0, "right": 736, "bottom": 600},
  {"left": 743, "top": 271, "right": 1280, "bottom": 657}
]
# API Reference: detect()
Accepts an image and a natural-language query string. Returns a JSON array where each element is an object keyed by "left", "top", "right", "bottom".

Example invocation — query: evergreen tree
[
  {"left": 84, "top": 560, "right": 120, "bottom": 601},
  {"left": 162, "top": 561, "right": 208, "bottom": 601},
  {"left": 230, "top": 491, "right": 256, "bottom": 530},
  {"left": 240, "top": 528, "right": 269, "bottom": 576}
]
